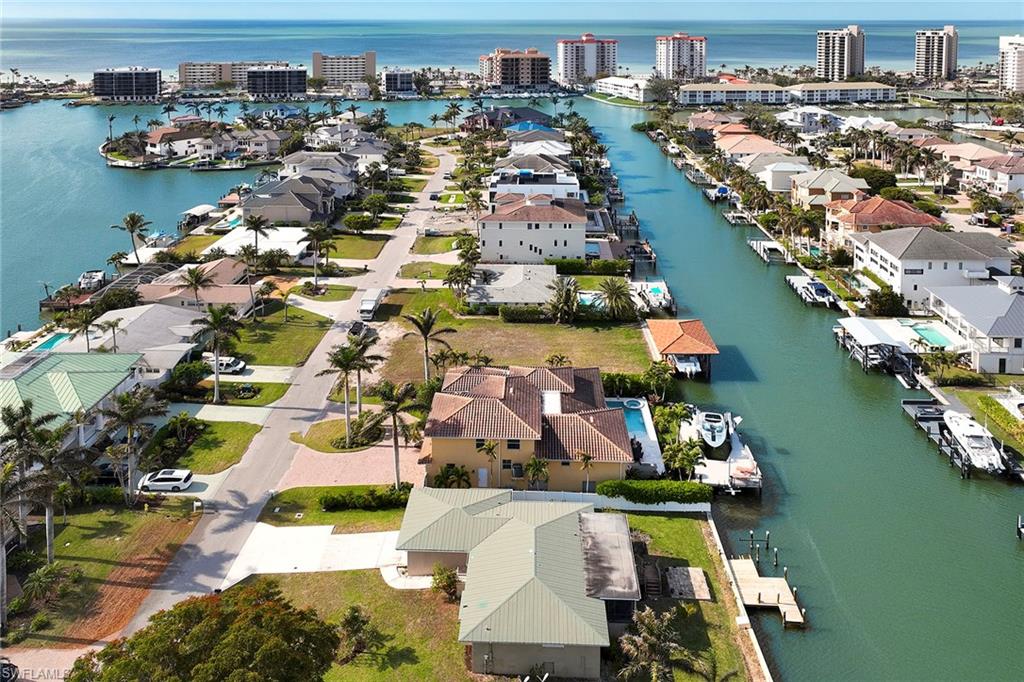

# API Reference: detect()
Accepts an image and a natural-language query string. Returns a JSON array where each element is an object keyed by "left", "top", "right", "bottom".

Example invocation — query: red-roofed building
[
  {"left": 555, "top": 33, "right": 618, "bottom": 85},
  {"left": 478, "top": 195, "right": 588, "bottom": 263},
  {"left": 655, "top": 32, "right": 707, "bottom": 80},
  {"left": 645, "top": 319, "right": 719, "bottom": 380},
  {"left": 824, "top": 196, "right": 945, "bottom": 248}
]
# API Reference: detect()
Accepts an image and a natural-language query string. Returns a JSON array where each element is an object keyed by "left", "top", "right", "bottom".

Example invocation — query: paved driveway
[
  {"left": 276, "top": 443, "right": 426, "bottom": 490},
  {"left": 219, "top": 365, "right": 296, "bottom": 384}
]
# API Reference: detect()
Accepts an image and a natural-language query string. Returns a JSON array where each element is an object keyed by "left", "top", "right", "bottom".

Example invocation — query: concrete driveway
[
  {"left": 161, "top": 402, "right": 272, "bottom": 426},
  {"left": 221, "top": 524, "right": 401, "bottom": 588},
  {"left": 219, "top": 365, "right": 296, "bottom": 384}
]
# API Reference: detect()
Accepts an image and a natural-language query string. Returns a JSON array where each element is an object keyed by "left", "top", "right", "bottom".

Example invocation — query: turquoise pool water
[
  {"left": 606, "top": 399, "right": 648, "bottom": 435},
  {"left": 35, "top": 332, "right": 72, "bottom": 350},
  {"left": 914, "top": 325, "right": 952, "bottom": 348},
  {"left": 578, "top": 292, "right": 602, "bottom": 307}
]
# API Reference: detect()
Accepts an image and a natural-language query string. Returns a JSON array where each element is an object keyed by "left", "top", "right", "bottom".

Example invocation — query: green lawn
[
  {"left": 419, "top": 153, "right": 440, "bottom": 169},
  {"left": 267, "top": 571, "right": 470, "bottom": 681},
  {"left": 399, "top": 262, "right": 453, "bottom": 280},
  {"left": 277, "top": 265, "right": 362, "bottom": 279},
  {"left": 170, "top": 234, "right": 221, "bottom": 255},
  {"left": 328, "top": 233, "right": 390, "bottom": 260},
  {"left": 588, "top": 92, "right": 645, "bottom": 107},
  {"left": 379, "top": 289, "right": 649, "bottom": 384},
  {"left": 622, "top": 513, "right": 750, "bottom": 682},
  {"left": 197, "top": 380, "right": 290, "bottom": 406},
  {"left": 948, "top": 388, "right": 1024, "bottom": 453},
  {"left": 290, "top": 418, "right": 375, "bottom": 453},
  {"left": 411, "top": 235, "right": 457, "bottom": 254},
  {"left": 385, "top": 125, "right": 449, "bottom": 142},
  {"left": 234, "top": 300, "right": 332, "bottom": 366},
  {"left": 14, "top": 500, "right": 196, "bottom": 647},
  {"left": 377, "top": 216, "right": 403, "bottom": 230},
  {"left": 328, "top": 388, "right": 382, "bottom": 406},
  {"left": 399, "top": 177, "right": 428, "bottom": 193},
  {"left": 573, "top": 274, "right": 619, "bottom": 290},
  {"left": 300, "top": 284, "right": 357, "bottom": 302},
  {"left": 168, "top": 420, "right": 262, "bottom": 474},
  {"left": 259, "top": 485, "right": 404, "bottom": 532},
  {"left": 438, "top": 192, "right": 465, "bottom": 206}
]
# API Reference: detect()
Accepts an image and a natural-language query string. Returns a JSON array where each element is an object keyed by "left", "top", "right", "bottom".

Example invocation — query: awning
[
  {"left": 836, "top": 317, "right": 906, "bottom": 351},
  {"left": 182, "top": 204, "right": 216, "bottom": 216}
]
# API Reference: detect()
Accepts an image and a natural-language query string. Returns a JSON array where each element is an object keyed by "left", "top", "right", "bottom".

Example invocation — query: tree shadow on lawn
[{"left": 346, "top": 629, "right": 420, "bottom": 673}]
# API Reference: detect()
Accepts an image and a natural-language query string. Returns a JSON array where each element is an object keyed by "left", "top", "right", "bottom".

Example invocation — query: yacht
[
  {"left": 802, "top": 278, "right": 835, "bottom": 307},
  {"left": 942, "top": 411, "right": 1005, "bottom": 474},
  {"left": 697, "top": 410, "right": 729, "bottom": 449},
  {"left": 77, "top": 270, "right": 106, "bottom": 291}
]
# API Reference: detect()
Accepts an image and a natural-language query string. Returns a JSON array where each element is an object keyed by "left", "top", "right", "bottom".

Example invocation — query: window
[
  {"left": 1015, "top": 339, "right": 1022, "bottom": 349},
  {"left": 511, "top": 462, "right": 524, "bottom": 479},
  {"left": 501, "top": 459, "right": 512, "bottom": 470},
  {"left": 475, "top": 439, "right": 486, "bottom": 449},
  {"left": 560, "top": 461, "right": 570, "bottom": 467},
  {"left": 943, "top": 262, "right": 948, "bottom": 270},
  {"left": 498, "top": 240, "right": 502, "bottom": 247},
  {"left": 507, "top": 439, "right": 521, "bottom": 450},
  {"left": 928, "top": 262, "right": 933, "bottom": 270}
]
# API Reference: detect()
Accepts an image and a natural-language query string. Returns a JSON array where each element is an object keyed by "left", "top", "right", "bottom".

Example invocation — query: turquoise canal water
[{"left": 1, "top": 97, "right": 1022, "bottom": 679}]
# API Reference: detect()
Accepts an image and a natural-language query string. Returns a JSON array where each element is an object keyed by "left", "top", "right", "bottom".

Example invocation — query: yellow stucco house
[{"left": 423, "top": 365, "right": 636, "bottom": 491}]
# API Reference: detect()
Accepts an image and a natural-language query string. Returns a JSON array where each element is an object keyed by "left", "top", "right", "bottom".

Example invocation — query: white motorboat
[
  {"left": 77, "top": 270, "right": 106, "bottom": 291},
  {"left": 942, "top": 411, "right": 1005, "bottom": 474},
  {"left": 697, "top": 410, "right": 729, "bottom": 449},
  {"left": 801, "top": 279, "right": 835, "bottom": 307}
]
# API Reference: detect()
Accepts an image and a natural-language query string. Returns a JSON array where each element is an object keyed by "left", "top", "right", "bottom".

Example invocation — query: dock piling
[
  {"left": 765, "top": 530, "right": 770, "bottom": 549},
  {"left": 773, "top": 547, "right": 778, "bottom": 567},
  {"left": 783, "top": 566, "right": 788, "bottom": 579}
]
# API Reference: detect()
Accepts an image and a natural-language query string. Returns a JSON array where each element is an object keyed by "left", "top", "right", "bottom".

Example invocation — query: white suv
[
  {"left": 203, "top": 354, "right": 247, "bottom": 375},
  {"left": 138, "top": 469, "right": 194, "bottom": 492}
]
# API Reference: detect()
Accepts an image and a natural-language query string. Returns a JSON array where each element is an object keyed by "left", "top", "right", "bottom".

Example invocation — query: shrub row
[
  {"left": 319, "top": 484, "right": 411, "bottom": 512},
  {"left": 544, "top": 258, "right": 630, "bottom": 275},
  {"left": 976, "top": 395, "right": 1024, "bottom": 442},
  {"left": 601, "top": 372, "right": 652, "bottom": 398},
  {"left": 930, "top": 367, "right": 988, "bottom": 387},
  {"left": 499, "top": 305, "right": 549, "bottom": 323},
  {"left": 596, "top": 479, "right": 713, "bottom": 504}
]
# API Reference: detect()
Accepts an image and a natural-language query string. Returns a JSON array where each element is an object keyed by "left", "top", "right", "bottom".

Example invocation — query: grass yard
[
  {"left": 267, "top": 571, "right": 471, "bottom": 681},
  {"left": 168, "top": 420, "right": 262, "bottom": 474},
  {"left": 259, "top": 485, "right": 404, "bottom": 532},
  {"left": 622, "top": 513, "right": 750, "bottom": 682},
  {"left": 588, "top": 92, "right": 645, "bottom": 107},
  {"left": 377, "top": 216, "right": 404, "bottom": 230},
  {"left": 411, "top": 235, "right": 457, "bottom": 254},
  {"left": 170, "top": 234, "right": 221, "bottom": 255},
  {"left": 399, "top": 177, "right": 428, "bottom": 193},
  {"left": 300, "top": 284, "right": 357, "bottom": 302},
  {"left": 329, "top": 387, "right": 382, "bottom": 406},
  {"left": 399, "top": 262, "right": 453, "bottom": 280},
  {"left": 328, "top": 233, "right": 390, "bottom": 260},
  {"left": 419, "top": 153, "right": 440, "bottom": 169},
  {"left": 234, "top": 300, "right": 332, "bottom": 365},
  {"left": 948, "top": 388, "right": 1024, "bottom": 453},
  {"left": 15, "top": 500, "right": 197, "bottom": 647},
  {"left": 438, "top": 192, "right": 465, "bottom": 205},
  {"left": 386, "top": 125, "right": 448, "bottom": 141},
  {"left": 290, "top": 418, "right": 376, "bottom": 453},
  {"left": 277, "top": 265, "right": 362, "bottom": 279},
  {"left": 573, "top": 274, "right": 620, "bottom": 290},
  {"left": 378, "top": 289, "right": 649, "bottom": 384},
  {"left": 197, "top": 380, "right": 290, "bottom": 406}
]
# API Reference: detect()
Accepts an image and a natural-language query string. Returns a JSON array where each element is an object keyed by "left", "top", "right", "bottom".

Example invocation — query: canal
[{"left": 1, "top": 98, "right": 1021, "bottom": 679}]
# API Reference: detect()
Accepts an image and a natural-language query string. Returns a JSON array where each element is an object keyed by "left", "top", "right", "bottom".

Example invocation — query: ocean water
[{"left": 1, "top": 19, "right": 1021, "bottom": 81}]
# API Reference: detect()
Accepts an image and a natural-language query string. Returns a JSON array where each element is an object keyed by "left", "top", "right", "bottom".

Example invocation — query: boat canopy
[
  {"left": 182, "top": 204, "right": 216, "bottom": 216},
  {"left": 836, "top": 317, "right": 910, "bottom": 353}
]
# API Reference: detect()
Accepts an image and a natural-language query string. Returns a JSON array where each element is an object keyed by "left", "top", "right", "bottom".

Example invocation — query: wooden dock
[{"left": 729, "top": 556, "right": 805, "bottom": 627}]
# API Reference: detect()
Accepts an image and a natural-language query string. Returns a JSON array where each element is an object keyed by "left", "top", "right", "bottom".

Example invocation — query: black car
[{"left": 348, "top": 320, "right": 366, "bottom": 338}]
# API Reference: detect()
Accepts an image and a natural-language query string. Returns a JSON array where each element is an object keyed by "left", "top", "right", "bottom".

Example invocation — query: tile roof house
[
  {"left": 645, "top": 319, "right": 719, "bottom": 379},
  {"left": 714, "top": 134, "right": 789, "bottom": 161},
  {"left": 462, "top": 106, "right": 553, "bottom": 131},
  {"left": 824, "top": 196, "right": 945, "bottom": 248},
  {"left": 962, "top": 153, "right": 1024, "bottom": 198},
  {"left": 0, "top": 351, "right": 142, "bottom": 447},
  {"left": 493, "top": 153, "right": 571, "bottom": 174},
  {"left": 395, "top": 488, "right": 640, "bottom": 679},
  {"left": 478, "top": 195, "right": 588, "bottom": 263},
  {"left": 135, "top": 258, "right": 256, "bottom": 315},
  {"left": 505, "top": 128, "right": 566, "bottom": 145},
  {"left": 423, "top": 366, "right": 635, "bottom": 491},
  {"left": 790, "top": 168, "right": 870, "bottom": 209},
  {"left": 852, "top": 227, "right": 1013, "bottom": 309},
  {"left": 927, "top": 276, "right": 1024, "bottom": 374}
]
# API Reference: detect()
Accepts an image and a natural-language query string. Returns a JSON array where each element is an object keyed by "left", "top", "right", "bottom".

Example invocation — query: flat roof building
[
  {"left": 93, "top": 67, "right": 161, "bottom": 101},
  {"left": 816, "top": 25, "right": 865, "bottom": 81},
  {"left": 556, "top": 33, "right": 618, "bottom": 86},
  {"left": 246, "top": 65, "right": 307, "bottom": 97},
  {"left": 915, "top": 26, "right": 958, "bottom": 80},
  {"left": 312, "top": 50, "right": 376, "bottom": 87},
  {"left": 178, "top": 61, "right": 288, "bottom": 89},
  {"left": 381, "top": 68, "right": 415, "bottom": 94},
  {"left": 655, "top": 32, "right": 707, "bottom": 80},
  {"left": 479, "top": 48, "right": 551, "bottom": 91},
  {"left": 998, "top": 35, "right": 1024, "bottom": 93}
]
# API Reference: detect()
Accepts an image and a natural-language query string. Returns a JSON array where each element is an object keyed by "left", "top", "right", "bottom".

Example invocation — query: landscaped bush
[
  {"left": 431, "top": 563, "right": 459, "bottom": 601},
  {"left": 80, "top": 485, "right": 126, "bottom": 506},
  {"left": 596, "top": 479, "right": 713, "bottom": 504},
  {"left": 631, "top": 121, "right": 660, "bottom": 132},
  {"left": 879, "top": 186, "right": 920, "bottom": 202},
  {"left": 601, "top": 372, "right": 652, "bottom": 397},
  {"left": 328, "top": 411, "right": 386, "bottom": 450},
  {"left": 914, "top": 200, "right": 944, "bottom": 217},
  {"left": 976, "top": 394, "right": 1024, "bottom": 441},
  {"left": 30, "top": 613, "right": 52, "bottom": 632},
  {"left": 318, "top": 483, "right": 411, "bottom": 512},
  {"left": 6, "top": 595, "right": 29, "bottom": 617},
  {"left": 829, "top": 248, "right": 853, "bottom": 267},
  {"left": 6, "top": 550, "right": 43, "bottom": 574},
  {"left": 849, "top": 165, "right": 897, "bottom": 194},
  {"left": 544, "top": 258, "right": 630, "bottom": 275},
  {"left": 930, "top": 367, "right": 988, "bottom": 387},
  {"left": 499, "top": 305, "right": 550, "bottom": 323}
]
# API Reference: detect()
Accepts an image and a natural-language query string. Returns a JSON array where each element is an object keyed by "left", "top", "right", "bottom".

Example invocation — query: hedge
[
  {"left": 601, "top": 372, "right": 652, "bottom": 397},
  {"left": 596, "top": 479, "right": 713, "bottom": 504},
  {"left": 319, "top": 483, "right": 411, "bottom": 512},
  {"left": 499, "top": 305, "right": 550, "bottom": 323},
  {"left": 976, "top": 395, "right": 1024, "bottom": 442},
  {"left": 544, "top": 258, "right": 630, "bottom": 275},
  {"left": 930, "top": 367, "right": 988, "bottom": 387}
]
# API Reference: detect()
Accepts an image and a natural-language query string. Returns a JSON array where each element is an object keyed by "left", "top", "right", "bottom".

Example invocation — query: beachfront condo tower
[
  {"left": 816, "top": 25, "right": 865, "bottom": 81},
  {"left": 654, "top": 32, "right": 707, "bottom": 81},
  {"left": 555, "top": 33, "right": 618, "bottom": 86},
  {"left": 312, "top": 51, "right": 377, "bottom": 87},
  {"left": 479, "top": 48, "right": 551, "bottom": 91},
  {"left": 178, "top": 61, "right": 289, "bottom": 89},
  {"left": 998, "top": 35, "right": 1024, "bottom": 93},
  {"left": 246, "top": 66, "right": 307, "bottom": 97},
  {"left": 92, "top": 67, "right": 161, "bottom": 101},
  {"left": 915, "top": 26, "right": 958, "bottom": 80}
]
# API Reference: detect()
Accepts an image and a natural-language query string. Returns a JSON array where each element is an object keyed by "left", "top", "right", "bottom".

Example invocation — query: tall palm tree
[
  {"left": 111, "top": 211, "right": 152, "bottom": 265},
  {"left": 401, "top": 308, "right": 457, "bottom": 382},
  {"left": 577, "top": 450, "right": 594, "bottom": 493},
  {"left": 375, "top": 381, "right": 424, "bottom": 489},
  {"left": 106, "top": 114, "right": 116, "bottom": 142},
  {"left": 524, "top": 455, "right": 549, "bottom": 491},
  {"left": 161, "top": 102, "right": 177, "bottom": 123},
  {"left": 546, "top": 276, "right": 580, "bottom": 324},
  {"left": 100, "top": 387, "right": 168, "bottom": 505},
  {"left": 595, "top": 278, "right": 636, "bottom": 321},
  {"left": 317, "top": 344, "right": 363, "bottom": 448},
  {"left": 618, "top": 606, "right": 709, "bottom": 681},
  {"left": 243, "top": 214, "right": 272, "bottom": 260},
  {"left": 348, "top": 328, "right": 384, "bottom": 414},
  {"left": 172, "top": 265, "right": 217, "bottom": 306},
  {"left": 64, "top": 309, "right": 96, "bottom": 351},
  {"left": 299, "top": 223, "right": 333, "bottom": 289},
  {"left": 27, "top": 423, "right": 87, "bottom": 563},
  {"left": 96, "top": 317, "right": 125, "bottom": 352},
  {"left": 191, "top": 305, "right": 242, "bottom": 404},
  {"left": 1, "top": 401, "right": 59, "bottom": 550},
  {"left": 477, "top": 440, "right": 499, "bottom": 488}
]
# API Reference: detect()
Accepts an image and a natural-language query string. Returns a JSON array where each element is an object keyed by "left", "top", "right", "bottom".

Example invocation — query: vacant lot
[
  {"left": 328, "top": 233, "right": 390, "bottom": 260},
  {"left": 170, "top": 234, "right": 221, "bottom": 255},
  {"left": 234, "top": 300, "right": 331, "bottom": 366},
  {"left": 411, "top": 236, "right": 457, "bottom": 254},
  {"left": 259, "top": 485, "right": 404, "bottom": 532},
  {"left": 399, "top": 262, "right": 453, "bottom": 280}
]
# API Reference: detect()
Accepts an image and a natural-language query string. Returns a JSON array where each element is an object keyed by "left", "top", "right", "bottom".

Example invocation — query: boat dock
[
  {"left": 685, "top": 167, "right": 715, "bottom": 186},
  {"left": 748, "top": 239, "right": 793, "bottom": 265},
  {"left": 723, "top": 210, "right": 754, "bottom": 226},
  {"left": 729, "top": 556, "right": 805, "bottom": 627},
  {"left": 686, "top": 412, "right": 763, "bottom": 495},
  {"left": 785, "top": 275, "right": 839, "bottom": 308}
]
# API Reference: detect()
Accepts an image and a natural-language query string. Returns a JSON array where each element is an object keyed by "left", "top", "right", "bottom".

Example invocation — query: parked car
[
  {"left": 138, "top": 469, "right": 194, "bottom": 493},
  {"left": 203, "top": 353, "right": 247, "bottom": 375},
  {"left": 429, "top": 192, "right": 440, "bottom": 200},
  {"left": 442, "top": 172, "right": 452, "bottom": 180}
]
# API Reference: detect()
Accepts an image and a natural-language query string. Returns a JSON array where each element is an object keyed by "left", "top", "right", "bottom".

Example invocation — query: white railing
[{"left": 510, "top": 489, "right": 710, "bottom": 513}]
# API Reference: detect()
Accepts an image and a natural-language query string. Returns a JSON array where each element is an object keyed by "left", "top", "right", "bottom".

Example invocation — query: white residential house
[
  {"left": 507, "top": 139, "right": 573, "bottom": 158},
  {"left": 677, "top": 83, "right": 787, "bottom": 106},
  {"left": 487, "top": 168, "right": 584, "bottom": 206},
  {"left": 278, "top": 150, "right": 358, "bottom": 199},
  {"left": 851, "top": 227, "right": 1012, "bottom": 310},
  {"left": 963, "top": 154, "right": 1024, "bottom": 198},
  {"left": 304, "top": 124, "right": 363, "bottom": 148},
  {"left": 927, "top": 277, "right": 1024, "bottom": 374},
  {"left": 774, "top": 106, "right": 844, "bottom": 134},
  {"left": 145, "top": 128, "right": 207, "bottom": 157},
  {"left": 738, "top": 154, "right": 813, "bottom": 192},
  {"left": 593, "top": 76, "right": 654, "bottom": 103},
  {"left": 478, "top": 195, "right": 588, "bottom": 263}
]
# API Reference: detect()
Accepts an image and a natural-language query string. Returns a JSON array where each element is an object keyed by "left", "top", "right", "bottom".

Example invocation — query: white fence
[{"left": 510, "top": 489, "right": 710, "bottom": 513}]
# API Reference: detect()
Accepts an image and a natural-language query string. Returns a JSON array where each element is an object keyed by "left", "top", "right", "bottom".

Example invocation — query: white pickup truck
[{"left": 359, "top": 288, "right": 387, "bottom": 321}]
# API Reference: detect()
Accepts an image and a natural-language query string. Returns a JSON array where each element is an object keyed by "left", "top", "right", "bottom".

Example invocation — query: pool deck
[{"left": 608, "top": 397, "right": 664, "bottom": 474}]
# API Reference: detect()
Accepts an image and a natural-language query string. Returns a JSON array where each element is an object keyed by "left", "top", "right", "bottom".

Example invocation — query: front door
[
  {"left": 999, "top": 358, "right": 1007, "bottom": 373},
  {"left": 477, "top": 467, "right": 488, "bottom": 488}
]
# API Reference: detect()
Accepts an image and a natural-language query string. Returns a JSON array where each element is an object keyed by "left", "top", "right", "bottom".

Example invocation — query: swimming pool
[
  {"left": 585, "top": 242, "right": 600, "bottom": 256},
  {"left": 35, "top": 332, "right": 72, "bottom": 351},
  {"left": 606, "top": 398, "right": 648, "bottom": 434},
  {"left": 578, "top": 291, "right": 603, "bottom": 307},
  {"left": 913, "top": 325, "right": 952, "bottom": 348}
]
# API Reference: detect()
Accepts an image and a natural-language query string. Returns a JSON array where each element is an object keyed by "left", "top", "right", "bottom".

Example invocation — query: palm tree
[
  {"left": 111, "top": 211, "right": 152, "bottom": 265},
  {"left": 299, "top": 223, "right": 333, "bottom": 289},
  {"left": 401, "top": 308, "right": 457, "bottom": 382},
  {"left": 375, "top": 380, "right": 424, "bottom": 489},
  {"left": 107, "top": 251, "right": 129, "bottom": 273},
  {"left": 172, "top": 265, "right": 216, "bottom": 306},
  {"left": 524, "top": 455, "right": 549, "bottom": 491},
  {"left": 477, "top": 440, "right": 499, "bottom": 488},
  {"left": 643, "top": 361, "right": 675, "bottom": 401},
  {"left": 64, "top": 309, "right": 96, "bottom": 351},
  {"left": 106, "top": 114, "right": 116, "bottom": 142},
  {"left": 618, "top": 606, "right": 709, "bottom": 681},
  {"left": 96, "top": 317, "right": 125, "bottom": 352},
  {"left": 433, "top": 463, "right": 471, "bottom": 488},
  {"left": 595, "top": 278, "right": 635, "bottom": 321},
  {"left": 465, "top": 189, "right": 485, "bottom": 220},
  {"left": 100, "top": 387, "right": 168, "bottom": 506},
  {"left": 27, "top": 423, "right": 87, "bottom": 563},
  {"left": 348, "top": 328, "right": 384, "bottom": 414},
  {"left": 546, "top": 276, "right": 580, "bottom": 324},
  {"left": 280, "top": 289, "right": 293, "bottom": 322},
  {"left": 317, "top": 344, "right": 365, "bottom": 448},
  {"left": 442, "top": 264, "right": 475, "bottom": 299},
  {"left": 161, "top": 102, "right": 177, "bottom": 123},
  {"left": 663, "top": 438, "right": 704, "bottom": 481},
  {"left": 244, "top": 214, "right": 272, "bottom": 260},
  {"left": 545, "top": 353, "right": 569, "bottom": 367},
  {"left": 577, "top": 450, "right": 594, "bottom": 493},
  {"left": 192, "top": 305, "right": 243, "bottom": 404},
  {"left": 1, "top": 401, "right": 59, "bottom": 551},
  {"left": 0, "top": 460, "right": 31, "bottom": 635}
]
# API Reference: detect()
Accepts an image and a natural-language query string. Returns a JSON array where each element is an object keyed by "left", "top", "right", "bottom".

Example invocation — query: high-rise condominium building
[
  {"left": 816, "top": 25, "right": 865, "bottom": 81},
  {"left": 555, "top": 33, "right": 618, "bottom": 85},
  {"left": 654, "top": 33, "right": 707, "bottom": 80},
  {"left": 178, "top": 61, "right": 288, "bottom": 88},
  {"left": 915, "top": 26, "right": 958, "bottom": 80},
  {"left": 92, "top": 67, "right": 161, "bottom": 101},
  {"left": 381, "top": 69, "right": 415, "bottom": 94},
  {"left": 479, "top": 48, "right": 551, "bottom": 90},
  {"left": 998, "top": 35, "right": 1024, "bottom": 93},
  {"left": 312, "top": 51, "right": 377, "bottom": 87},
  {"left": 246, "top": 66, "right": 307, "bottom": 97}
]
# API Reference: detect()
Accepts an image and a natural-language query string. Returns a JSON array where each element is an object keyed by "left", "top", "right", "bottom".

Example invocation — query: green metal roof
[
  {"left": 395, "top": 488, "right": 511, "bottom": 552},
  {"left": 0, "top": 352, "right": 142, "bottom": 435}
]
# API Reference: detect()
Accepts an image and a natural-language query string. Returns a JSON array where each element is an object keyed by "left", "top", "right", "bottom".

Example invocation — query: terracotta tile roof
[
  {"left": 825, "top": 197, "right": 943, "bottom": 228},
  {"left": 540, "top": 409, "right": 632, "bottom": 462},
  {"left": 479, "top": 196, "right": 587, "bottom": 223},
  {"left": 713, "top": 123, "right": 752, "bottom": 136},
  {"left": 973, "top": 154, "right": 1024, "bottom": 175},
  {"left": 647, "top": 319, "right": 719, "bottom": 355}
]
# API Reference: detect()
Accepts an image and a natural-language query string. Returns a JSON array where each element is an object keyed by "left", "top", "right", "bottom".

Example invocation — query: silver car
[{"left": 138, "top": 469, "right": 194, "bottom": 492}]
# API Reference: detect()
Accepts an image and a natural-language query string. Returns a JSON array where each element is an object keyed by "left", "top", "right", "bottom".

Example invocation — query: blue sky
[{"left": 4, "top": 1, "right": 1020, "bottom": 21}]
